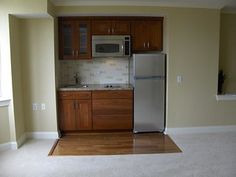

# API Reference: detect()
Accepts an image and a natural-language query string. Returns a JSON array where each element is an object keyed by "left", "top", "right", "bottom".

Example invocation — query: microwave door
[{"left": 92, "top": 40, "right": 123, "bottom": 57}]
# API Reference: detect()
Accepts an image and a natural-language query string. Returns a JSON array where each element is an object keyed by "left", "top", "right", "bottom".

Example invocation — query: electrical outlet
[
  {"left": 32, "top": 103, "right": 38, "bottom": 111},
  {"left": 41, "top": 103, "right": 46, "bottom": 110}
]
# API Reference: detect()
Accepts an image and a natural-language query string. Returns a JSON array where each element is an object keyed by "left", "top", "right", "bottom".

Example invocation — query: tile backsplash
[{"left": 59, "top": 58, "right": 129, "bottom": 86}]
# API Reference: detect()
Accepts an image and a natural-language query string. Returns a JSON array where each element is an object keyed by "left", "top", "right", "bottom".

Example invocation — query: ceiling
[{"left": 51, "top": 0, "right": 236, "bottom": 11}]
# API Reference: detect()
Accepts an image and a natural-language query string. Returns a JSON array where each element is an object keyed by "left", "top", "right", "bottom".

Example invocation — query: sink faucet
[{"left": 74, "top": 72, "right": 80, "bottom": 85}]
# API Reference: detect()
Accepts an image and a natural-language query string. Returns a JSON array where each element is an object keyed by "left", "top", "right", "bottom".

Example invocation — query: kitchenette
[{"left": 57, "top": 16, "right": 165, "bottom": 135}]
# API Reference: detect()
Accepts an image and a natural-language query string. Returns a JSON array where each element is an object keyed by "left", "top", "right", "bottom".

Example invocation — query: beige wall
[
  {"left": 219, "top": 13, "right": 236, "bottom": 93},
  {"left": 0, "top": 107, "right": 10, "bottom": 144},
  {"left": 0, "top": 0, "right": 50, "bottom": 143},
  {"left": 20, "top": 18, "right": 57, "bottom": 132},
  {"left": 9, "top": 15, "right": 26, "bottom": 140},
  {"left": 159, "top": 8, "right": 235, "bottom": 127},
  {"left": 0, "top": 0, "right": 47, "bottom": 15}
]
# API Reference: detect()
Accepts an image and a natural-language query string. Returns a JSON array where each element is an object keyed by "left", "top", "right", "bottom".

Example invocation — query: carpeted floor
[{"left": 0, "top": 132, "right": 236, "bottom": 177}]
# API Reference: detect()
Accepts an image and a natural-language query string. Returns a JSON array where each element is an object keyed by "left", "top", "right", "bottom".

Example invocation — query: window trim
[
  {"left": 0, "top": 98, "right": 11, "bottom": 107},
  {"left": 216, "top": 94, "right": 236, "bottom": 101}
]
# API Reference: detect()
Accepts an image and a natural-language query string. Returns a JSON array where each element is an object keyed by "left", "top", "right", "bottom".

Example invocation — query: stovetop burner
[{"left": 104, "top": 84, "right": 121, "bottom": 88}]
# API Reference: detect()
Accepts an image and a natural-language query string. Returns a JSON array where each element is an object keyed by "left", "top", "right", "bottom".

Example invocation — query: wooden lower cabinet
[
  {"left": 58, "top": 90, "right": 133, "bottom": 132},
  {"left": 58, "top": 91, "right": 92, "bottom": 131},
  {"left": 59, "top": 99, "right": 76, "bottom": 131},
  {"left": 92, "top": 90, "right": 133, "bottom": 130}
]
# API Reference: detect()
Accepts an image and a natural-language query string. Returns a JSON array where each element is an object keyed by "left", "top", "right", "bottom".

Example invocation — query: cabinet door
[
  {"left": 76, "top": 100, "right": 92, "bottom": 130},
  {"left": 147, "top": 21, "right": 163, "bottom": 51},
  {"left": 59, "top": 99, "right": 76, "bottom": 131},
  {"left": 131, "top": 20, "right": 163, "bottom": 52},
  {"left": 112, "top": 21, "right": 130, "bottom": 35},
  {"left": 131, "top": 21, "right": 147, "bottom": 51},
  {"left": 59, "top": 21, "right": 76, "bottom": 60},
  {"left": 92, "top": 20, "right": 112, "bottom": 35},
  {"left": 76, "top": 21, "right": 92, "bottom": 59}
]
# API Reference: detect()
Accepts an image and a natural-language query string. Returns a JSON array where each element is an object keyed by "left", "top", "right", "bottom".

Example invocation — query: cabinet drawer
[
  {"left": 93, "top": 99, "right": 133, "bottom": 115},
  {"left": 93, "top": 115, "right": 133, "bottom": 130},
  {"left": 92, "top": 90, "right": 133, "bottom": 99},
  {"left": 58, "top": 91, "right": 91, "bottom": 100}
]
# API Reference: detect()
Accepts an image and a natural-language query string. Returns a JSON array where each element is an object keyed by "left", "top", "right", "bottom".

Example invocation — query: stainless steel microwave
[{"left": 92, "top": 35, "right": 131, "bottom": 58}]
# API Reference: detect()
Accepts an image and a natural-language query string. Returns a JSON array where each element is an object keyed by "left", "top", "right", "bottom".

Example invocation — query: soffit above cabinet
[{"left": 50, "top": 0, "right": 236, "bottom": 10}]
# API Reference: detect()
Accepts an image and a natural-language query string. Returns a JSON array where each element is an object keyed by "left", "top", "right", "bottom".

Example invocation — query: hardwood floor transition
[{"left": 49, "top": 132, "right": 181, "bottom": 156}]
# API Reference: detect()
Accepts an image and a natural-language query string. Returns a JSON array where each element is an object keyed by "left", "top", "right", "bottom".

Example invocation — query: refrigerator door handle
[{"left": 134, "top": 76, "right": 165, "bottom": 80}]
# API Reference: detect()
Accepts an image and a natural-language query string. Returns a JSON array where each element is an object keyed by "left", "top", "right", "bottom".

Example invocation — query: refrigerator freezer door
[
  {"left": 134, "top": 78, "right": 165, "bottom": 132},
  {"left": 133, "top": 53, "right": 165, "bottom": 77}
]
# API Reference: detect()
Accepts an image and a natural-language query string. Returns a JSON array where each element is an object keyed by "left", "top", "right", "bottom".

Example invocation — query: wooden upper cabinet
[
  {"left": 131, "top": 21, "right": 147, "bottom": 51},
  {"left": 112, "top": 21, "right": 130, "bottom": 35},
  {"left": 92, "top": 20, "right": 130, "bottom": 35},
  {"left": 76, "top": 21, "right": 92, "bottom": 59},
  {"left": 131, "top": 18, "right": 163, "bottom": 52},
  {"left": 59, "top": 21, "right": 76, "bottom": 60},
  {"left": 91, "top": 20, "right": 111, "bottom": 35},
  {"left": 147, "top": 20, "right": 163, "bottom": 51},
  {"left": 59, "top": 17, "right": 164, "bottom": 59},
  {"left": 59, "top": 19, "right": 91, "bottom": 60}
]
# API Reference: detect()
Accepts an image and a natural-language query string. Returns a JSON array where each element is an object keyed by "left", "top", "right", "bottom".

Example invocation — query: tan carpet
[{"left": 0, "top": 132, "right": 236, "bottom": 177}]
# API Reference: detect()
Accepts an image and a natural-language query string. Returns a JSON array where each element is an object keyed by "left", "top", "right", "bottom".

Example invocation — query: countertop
[{"left": 58, "top": 84, "right": 133, "bottom": 91}]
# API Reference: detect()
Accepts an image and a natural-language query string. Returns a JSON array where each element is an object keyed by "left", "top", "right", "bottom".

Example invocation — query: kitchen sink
[{"left": 64, "top": 84, "right": 88, "bottom": 88}]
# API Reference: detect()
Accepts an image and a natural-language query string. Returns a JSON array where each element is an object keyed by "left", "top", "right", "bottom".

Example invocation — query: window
[{"left": 0, "top": 48, "right": 2, "bottom": 98}]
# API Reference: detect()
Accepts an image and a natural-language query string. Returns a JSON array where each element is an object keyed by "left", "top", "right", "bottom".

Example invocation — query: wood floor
[{"left": 49, "top": 132, "right": 181, "bottom": 156}]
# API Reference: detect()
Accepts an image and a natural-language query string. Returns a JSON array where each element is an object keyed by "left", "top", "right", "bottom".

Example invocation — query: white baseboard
[
  {"left": 165, "top": 125, "right": 236, "bottom": 134},
  {"left": 0, "top": 142, "right": 12, "bottom": 151},
  {"left": 0, "top": 131, "right": 59, "bottom": 152},
  {"left": 0, "top": 142, "right": 19, "bottom": 151},
  {"left": 25, "top": 131, "right": 59, "bottom": 139}
]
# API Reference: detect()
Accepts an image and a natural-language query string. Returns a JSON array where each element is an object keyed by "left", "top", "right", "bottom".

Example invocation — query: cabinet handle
[
  {"left": 112, "top": 28, "right": 114, "bottom": 33},
  {"left": 147, "top": 42, "right": 150, "bottom": 48},
  {"left": 72, "top": 50, "right": 75, "bottom": 56},
  {"left": 76, "top": 50, "right": 78, "bottom": 56},
  {"left": 121, "top": 45, "right": 124, "bottom": 53},
  {"left": 108, "top": 28, "right": 111, "bottom": 33},
  {"left": 73, "top": 101, "right": 76, "bottom": 109},
  {"left": 143, "top": 42, "right": 146, "bottom": 48}
]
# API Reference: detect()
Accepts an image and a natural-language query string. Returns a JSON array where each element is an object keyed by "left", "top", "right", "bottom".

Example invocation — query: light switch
[{"left": 177, "top": 75, "right": 183, "bottom": 83}]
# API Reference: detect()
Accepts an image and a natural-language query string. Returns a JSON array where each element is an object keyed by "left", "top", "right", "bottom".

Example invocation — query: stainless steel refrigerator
[{"left": 130, "top": 53, "right": 166, "bottom": 133}]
